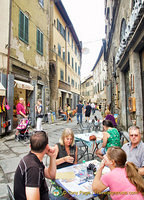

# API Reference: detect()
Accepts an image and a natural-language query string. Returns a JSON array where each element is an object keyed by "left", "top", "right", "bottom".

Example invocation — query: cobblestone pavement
[{"left": 0, "top": 111, "right": 102, "bottom": 199}]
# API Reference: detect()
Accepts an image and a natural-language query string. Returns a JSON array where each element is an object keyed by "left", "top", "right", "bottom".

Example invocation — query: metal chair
[
  {"left": 7, "top": 185, "right": 15, "bottom": 200},
  {"left": 79, "top": 122, "right": 91, "bottom": 133}
]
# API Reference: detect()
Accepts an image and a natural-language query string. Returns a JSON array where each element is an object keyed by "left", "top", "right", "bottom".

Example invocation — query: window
[
  {"left": 78, "top": 66, "right": 80, "bottom": 75},
  {"left": 68, "top": 52, "right": 70, "bottom": 65},
  {"left": 58, "top": 44, "right": 61, "bottom": 57},
  {"left": 38, "top": 0, "right": 44, "bottom": 8},
  {"left": 68, "top": 31, "right": 70, "bottom": 43},
  {"left": 60, "top": 69, "right": 64, "bottom": 81},
  {"left": 75, "top": 82, "right": 77, "bottom": 89},
  {"left": 68, "top": 76, "right": 70, "bottom": 84},
  {"left": 57, "top": 19, "right": 65, "bottom": 39},
  {"left": 19, "top": 10, "right": 29, "bottom": 44},
  {"left": 75, "top": 62, "right": 77, "bottom": 73},
  {"left": 72, "top": 57, "right": 74, "bottom": 69},
  {"left": 75, "top": 46, "right": 77, "bottom": 55},
  {"left": 71, "top": 79, "right": 74, "bottom": 87},
  {"left": 72, "top": 39, "right": 73, "bottom": 49},
  {"left": 37, "top": 29, "right": 43, "bottom": 55},
  {"left": 63, "top": 52, "right": 65, "bottom": 61},
  {"left": 120, "top": 18, "right": 126, "bottom": 42}
]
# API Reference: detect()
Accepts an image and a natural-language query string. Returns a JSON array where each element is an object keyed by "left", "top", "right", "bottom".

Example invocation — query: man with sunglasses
[
  {"left": 122, "top": 126, "right": 144, "bottom": 176},
  {"left": 14, "top": 131, "right": 57, "bottom": 200}
]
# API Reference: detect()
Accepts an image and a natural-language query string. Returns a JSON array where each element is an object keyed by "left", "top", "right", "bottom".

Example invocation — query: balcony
[{"left": 58, "top": 80, "right": 71, "bottom": 91}]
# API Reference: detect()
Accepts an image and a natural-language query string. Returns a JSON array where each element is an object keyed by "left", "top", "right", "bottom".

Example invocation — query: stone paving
[{"left": 0, "top": 111, "right": 102, "bottom": 199}]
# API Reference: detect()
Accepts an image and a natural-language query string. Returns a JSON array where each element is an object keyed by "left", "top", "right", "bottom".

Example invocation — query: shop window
[
  {"left": 37, "top": 29, "right": 43, "bottom": 55},
  {"left": 19, "top": 10, "right": 29, "bottom": 44}
]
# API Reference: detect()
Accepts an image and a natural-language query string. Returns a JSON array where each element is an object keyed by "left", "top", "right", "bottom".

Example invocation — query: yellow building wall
[
  {"left": 52, "top": 3, "right": 81, "bottom": 95},
  {"left": 10, "top": 0, "right": 49, "bottom": 73}
]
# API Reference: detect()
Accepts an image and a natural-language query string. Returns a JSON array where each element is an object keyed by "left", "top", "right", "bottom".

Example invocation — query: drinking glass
[{"left": 69, "top": 148, "right": 75, "bottom": 159}]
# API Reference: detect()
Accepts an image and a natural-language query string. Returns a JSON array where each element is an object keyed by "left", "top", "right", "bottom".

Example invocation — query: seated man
[
  {"left": 122, "top": 126, "right": 144, "bottom": 176},
  {"left": 14, "top": 131, "right": 57, "bottom": 200}
]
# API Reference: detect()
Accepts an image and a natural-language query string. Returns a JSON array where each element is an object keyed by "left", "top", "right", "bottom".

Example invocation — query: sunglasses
[{"left": 129, "top": 134, "right": 139, "bottom": 137}]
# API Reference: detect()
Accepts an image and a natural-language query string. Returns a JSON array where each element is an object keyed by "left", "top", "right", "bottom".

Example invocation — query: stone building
[
  {"left": 49, "top": 0, "right": 82, "bottom": 113},
  {"left": 104, "top": 0, "right": 144, "bottom": 132},
  {"left": 0, "top": 0, "right": 50, "bottom": 134},
  {"left": 81, "top": 73, "right": 93, "bottom": 103},
  {"left": 92, "top": 46, "right": 107, "bottom": 114}
]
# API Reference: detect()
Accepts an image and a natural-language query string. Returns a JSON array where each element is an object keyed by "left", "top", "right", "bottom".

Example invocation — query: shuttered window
[
  {"left": 37, "top": 29, "right": 43, "bottom": 55},
  {"left": 19, "top": 10, "right": 29, "bottom": 44}
]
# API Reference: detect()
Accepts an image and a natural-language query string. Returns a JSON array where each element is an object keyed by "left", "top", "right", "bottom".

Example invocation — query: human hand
[
  {"left": 64, "top": 156, "right": 74, "bottom": 163},
  {"left": 98, "top": 159, "right": 105, "bottom": 170},
  {"left": 46, "top": 146, "right": 56, "bottom": 158}
]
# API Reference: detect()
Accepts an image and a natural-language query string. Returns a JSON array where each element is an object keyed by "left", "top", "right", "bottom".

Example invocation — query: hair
[
  {"left": 59, "top": 128, "right": 74, "bottom": 146},
  {"left": 107, "top": 147, "right": 144, "bottom": 193},
  {"left": 79, "top": 100, "right": 82, "bottom": 103},
  {"left": 67, "top": 103, "right": 70, "bottom": 107},
  {"left": 38, "top": 99, "right": 42, "bottom": 104},
  {"left": 30, "top": 131, "right": 48, "bottom": 153},
  {"left": 128, "top": 126, "right": 140, "bottom": 134},
  {"left": 105, "top": 109, "right": 111, "bottom": 116},
  {"left": 102, "top": 120, "right": 113, "bottom": 128}
]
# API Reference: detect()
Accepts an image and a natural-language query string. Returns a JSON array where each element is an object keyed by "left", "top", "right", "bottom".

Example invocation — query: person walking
[
  {"left": 76, "top": 100, "right": 83, "bottom": 124},
  {"left": 85, "top": 102, "right": 92, "bottom": 122},
  {"left": 35, "top": 99, "right": 43, "bottom": 131},
  {"left": 14, "top": 131, "right": 57, "bottom": 200}
]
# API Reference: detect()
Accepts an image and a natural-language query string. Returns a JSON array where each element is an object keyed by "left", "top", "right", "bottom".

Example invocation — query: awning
[
  {"left": 0, "top": 82, "right": 6, "bottom": 96},
  {"left": 59, "top": 89, "right": 72, "bottom": 95},
  {"left": 14, "top": 80, "right": 34, "bottom": 91}
]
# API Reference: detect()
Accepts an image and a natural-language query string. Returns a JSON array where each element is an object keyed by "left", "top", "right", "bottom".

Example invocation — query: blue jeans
[{"left": 77, "top": 113, "right": 82, "bottom": 123}]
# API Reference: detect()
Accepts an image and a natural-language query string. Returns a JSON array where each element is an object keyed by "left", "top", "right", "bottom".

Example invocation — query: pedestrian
[
  {"left": 91, "top": 102, "right": 95, "bottom": 115},
  {"left": 14, "top": 131, "right": 57, "bottom": 200},
  {"left": 85, "top": 102, "right": 92, "bottom": 122},
  {"left": 76, "top": 100, "right": 83, "bottom": 124},
  {"left": 67, "top": 104, "right": 72, "bottom": 123},
  {"left": 35, "top": 99, "right": 43, "bottom": 131},
  {"left": 15, "top": 97, "right": 27, "bottom": 140}
]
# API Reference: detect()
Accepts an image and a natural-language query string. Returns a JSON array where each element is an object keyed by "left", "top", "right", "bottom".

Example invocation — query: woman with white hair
[{"left": 55, "top": 128, "right": 78, "bottom": 169}]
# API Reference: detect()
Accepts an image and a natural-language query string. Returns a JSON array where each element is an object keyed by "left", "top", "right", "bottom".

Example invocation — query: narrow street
[{"left": 0, "top": 111, "right": 102, "bottom": 199}]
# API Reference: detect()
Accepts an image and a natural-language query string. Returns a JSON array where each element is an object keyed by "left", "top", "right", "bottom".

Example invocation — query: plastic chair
[{"left": 7, "top": 185, "right": 15, "bottom": 200}]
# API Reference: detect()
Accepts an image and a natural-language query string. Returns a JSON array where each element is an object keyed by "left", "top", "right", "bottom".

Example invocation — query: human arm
[
  {"left": 19, "top": 110, "right": 27, "bottom": 118},
  {"left": 44, "top": 146, "right": 56, "bottom": 179},
  {"left": 138, "top": 167, "right": 144, "bottom": 176},
  {"left": 102, "top": 132, "right": 109, "bottom": 148},
  {"left": 55, "top": 144, "right": 74, "bottom": 166},
  {"left": 26, "top": 187, "right": 40, "bottom": 200},
  {"left": 92, "top": 160, "right": 107, "bottom": 193}
]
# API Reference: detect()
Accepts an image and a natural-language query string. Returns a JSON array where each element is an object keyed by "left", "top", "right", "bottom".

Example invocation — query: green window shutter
[
  {"left": 41, "top": 33, "right": 43, "bottom": 54},
  {"left": 25, "top": 16, "right": 28, "bottom": 43},
  {"left": 37, "top": 29, "right": 40, "bottom": 51},
  {"left": 19, "top": 11, "right": 24, "bottom": 39}
]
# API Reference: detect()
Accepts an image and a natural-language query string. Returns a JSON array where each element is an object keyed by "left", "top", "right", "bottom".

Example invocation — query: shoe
[
  {"left": 15, "top": 135, "right": 20, "bottom": 142},
  {"left": 77, "top": 122, "right": 79, "bottom": 124},
  {"left": 85, "top": 120, "right": 87, "bottom": 122}
]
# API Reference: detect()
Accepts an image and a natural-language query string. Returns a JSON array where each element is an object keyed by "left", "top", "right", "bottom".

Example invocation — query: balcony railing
[{"left": 58, "top": 80, "right": 71, "bottom": 91}]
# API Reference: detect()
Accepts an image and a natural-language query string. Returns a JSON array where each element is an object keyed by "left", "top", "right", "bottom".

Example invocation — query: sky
[{"left": 62, "top": 0, "right": 105, "bottom": 79}]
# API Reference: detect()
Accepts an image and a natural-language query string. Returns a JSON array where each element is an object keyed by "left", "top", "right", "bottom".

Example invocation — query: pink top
[
  {"left": 16, "top": 103, "right": 26, "bottom": 115},
  {"left": 101, "top": 168, "right": 144, "bottom": 200}
]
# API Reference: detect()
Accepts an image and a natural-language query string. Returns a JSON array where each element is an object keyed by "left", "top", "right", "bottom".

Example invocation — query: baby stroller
[{"left": 15, "top": 117, "right": 32, "bottom": 141}]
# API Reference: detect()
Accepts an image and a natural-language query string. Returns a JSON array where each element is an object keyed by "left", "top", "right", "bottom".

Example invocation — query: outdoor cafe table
[
  {"left": 75, "top": 131, "right": 103, "bottom": 159},
  {"left": 55, "top": 159, "right": 110, "bottom": 200}
]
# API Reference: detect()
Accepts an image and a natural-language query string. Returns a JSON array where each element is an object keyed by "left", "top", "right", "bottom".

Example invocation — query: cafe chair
[
  {"left": 7, "top": 184, "right": 15, "bottom": 200},
  {"left": 76, "top": 140, "right": 89, "bottom": 162},
  {"left": 79, "top": 122, "right": 91, "bottom": 133}
]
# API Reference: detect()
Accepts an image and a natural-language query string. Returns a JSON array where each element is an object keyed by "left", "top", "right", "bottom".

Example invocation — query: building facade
[
  {"left": 49, "top": 0, "right": 82, "bottom": 113},
  {"left": 0, "top": 0, "right": 50, "bottom": 133},
  {"left": 104, "top": 0, "right": 144, "bottom": 132},
  {"left": 81, "top": 74, "right": 93, "bottom": 103},
  {"left": 92, "top": 46, "right": 107, "bottom": 114}
]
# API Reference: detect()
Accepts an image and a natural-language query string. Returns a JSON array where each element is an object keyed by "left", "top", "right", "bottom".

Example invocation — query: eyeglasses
[{"left": 129, "top": 134, "right": 139, "bottom": 137}]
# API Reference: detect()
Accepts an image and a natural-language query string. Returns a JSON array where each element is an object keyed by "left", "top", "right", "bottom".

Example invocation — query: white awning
[
  {"left": 14, "top": 80, "right": 34, "bottom": 91},
  {"left": 59, "top": 89, "right": 72, "bottom": 95},
  {"left": 0, "top": 82, "right": 6, "bottom": 96}
]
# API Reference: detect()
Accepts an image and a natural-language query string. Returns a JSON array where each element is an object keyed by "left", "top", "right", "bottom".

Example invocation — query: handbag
[
  {"left": 3, "top": 121, "right": 8, "bottom": 128},
  {"left": 1, "top": 97, "right": 6, "bottom": 112},
  {"left": 5, "top": 98, "right": 10, "bottom": 110}
]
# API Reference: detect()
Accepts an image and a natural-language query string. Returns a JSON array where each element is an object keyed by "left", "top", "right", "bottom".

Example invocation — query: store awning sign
[
  {"left": 14, "top": 80, "right": 34, "bottom": 91},
  {"left": 0, "top": 82, "right": 6, "bottom": 96}
]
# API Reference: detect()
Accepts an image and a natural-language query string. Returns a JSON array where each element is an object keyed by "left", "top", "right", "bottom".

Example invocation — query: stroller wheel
[{"left": 24, "top": 136, "right": 29, "bottom": 142}]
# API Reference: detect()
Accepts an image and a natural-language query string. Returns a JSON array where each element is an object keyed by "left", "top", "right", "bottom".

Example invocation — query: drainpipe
[{"left": 6, "top": 0, "right": 12, "bottom": 135}]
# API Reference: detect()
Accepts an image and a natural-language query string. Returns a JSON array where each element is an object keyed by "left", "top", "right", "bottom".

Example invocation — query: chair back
[{"left": 7, "top": 185, "right": 15, "bottom": 200}]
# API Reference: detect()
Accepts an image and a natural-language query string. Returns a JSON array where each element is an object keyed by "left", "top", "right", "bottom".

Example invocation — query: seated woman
[
  {"left": 92, "top": 147, "right": 144, "bottom": 200},
  {"left": 55, "top": 128, "right": 77, "bottom": 169},
  {"left": 96, "top": 120, "right": 121, "bottom": 159}
]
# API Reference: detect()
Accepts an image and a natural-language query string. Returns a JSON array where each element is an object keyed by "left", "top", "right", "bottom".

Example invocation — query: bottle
[{"left": 80, "top": 160, "right": 87, "bottom": 182}]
